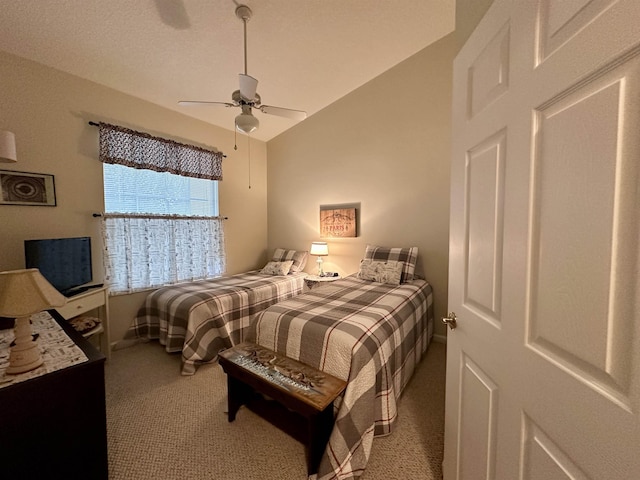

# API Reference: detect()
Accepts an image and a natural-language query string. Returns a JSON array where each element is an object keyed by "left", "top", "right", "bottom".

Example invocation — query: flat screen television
[{"left": 24, "top": 236, "right": 93, "bottom": 296}]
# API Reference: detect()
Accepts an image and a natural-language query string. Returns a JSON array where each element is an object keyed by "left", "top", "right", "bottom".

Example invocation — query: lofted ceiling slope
[{"left": 0, "top": 0, "right": 455, "bottom": 141}]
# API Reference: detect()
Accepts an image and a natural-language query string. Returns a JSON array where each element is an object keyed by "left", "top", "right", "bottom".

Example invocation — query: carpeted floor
[{"left": 104, "top": 340, "right": 446, "bottom": 480}]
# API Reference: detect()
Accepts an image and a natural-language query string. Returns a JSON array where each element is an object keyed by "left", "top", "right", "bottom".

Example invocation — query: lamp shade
[
  {"left": 310, "top": 242, "right": 329, "bottom": 256},
  {"left": 235, "top": 112, "right": 259, "bottom": 134},
  {"left": 0, "top": 130, "right": 17, "bottom": 163},
  {"left": 0, "top": 269, "right": 66, "bottom": 317}
]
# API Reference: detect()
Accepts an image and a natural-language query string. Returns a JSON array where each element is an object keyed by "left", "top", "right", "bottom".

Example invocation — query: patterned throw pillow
[
  {"left": 260, "top": 260, "right": 294, "bottom": 276},
  {"left": 363, "top": 245, "right": 418, "bottom": 283},
  {"left": 357, "top": 259, "right": 403, "bottom": 285},
  {"left": 271, "top": 248, "right": 308, "bottom": 273}
]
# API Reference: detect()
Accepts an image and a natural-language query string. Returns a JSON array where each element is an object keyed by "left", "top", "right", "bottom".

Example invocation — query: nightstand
[
  {"left": 56, "top": 287, "right": 110, "bottom": 360},
  {"left": 304, "top": 274, "right": 342, "bottom": 290}
]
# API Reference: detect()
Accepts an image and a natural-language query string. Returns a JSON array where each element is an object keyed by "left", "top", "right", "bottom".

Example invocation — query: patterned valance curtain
[
  {"left": 101, "top": 214, "right": 226, "bottom": 295},
  {"left": 98, "top": 122, "right": 223, "bottom": 181}
]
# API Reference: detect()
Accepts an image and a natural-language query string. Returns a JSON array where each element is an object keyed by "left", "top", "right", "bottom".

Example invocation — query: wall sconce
[
  {"left": 0, "top": 130, "right": 17, "bottom": 163},
  {"left": 309, "top": 241, "right": 329, "bottom": 276},
  {"left": 0, "top": 269, "right": 67, "bottom": 374}
]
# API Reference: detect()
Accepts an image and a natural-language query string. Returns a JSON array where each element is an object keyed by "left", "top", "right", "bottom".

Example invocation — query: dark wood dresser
[{"left": 0, "top": 310, "right": 108, "bottom": 480}]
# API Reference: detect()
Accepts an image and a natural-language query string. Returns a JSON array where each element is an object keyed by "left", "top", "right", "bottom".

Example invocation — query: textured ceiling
[{"left": 0, "top": 0, "right": 455, "bottom": 141}]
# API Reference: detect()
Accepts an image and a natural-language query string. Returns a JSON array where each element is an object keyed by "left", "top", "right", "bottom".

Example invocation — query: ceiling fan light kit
[
  {"left": 235, "top": 107, "right": 259, "bottom": 134},
  {"left": 179, "top": 4, "right": 307, "bottom": 135}
]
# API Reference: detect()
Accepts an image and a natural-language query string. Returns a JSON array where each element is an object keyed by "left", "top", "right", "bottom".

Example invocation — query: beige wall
[
  {"left": 0, "top": 50, "right": 268, "bottom": 343},
  {"left": 266, "top": 0, "right": 494, "bottom": 340},
  {"left": 456, "top": 0, "right": 495, "bottom": 48},
  {"left": 267, "top": 35, "right": 456, "bottom": 340}
]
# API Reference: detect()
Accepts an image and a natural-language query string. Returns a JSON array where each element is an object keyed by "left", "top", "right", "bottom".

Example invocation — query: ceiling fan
[{"left": 179, "top": 4, "right": 307, "bottom": 134}]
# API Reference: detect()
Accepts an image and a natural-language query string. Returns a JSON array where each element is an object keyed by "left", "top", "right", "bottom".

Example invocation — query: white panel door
[{"left": 444, "top": 0, "right": 640, "bottom": 478}]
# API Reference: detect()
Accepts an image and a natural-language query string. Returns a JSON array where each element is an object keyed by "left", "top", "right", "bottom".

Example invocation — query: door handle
[{"left": 442, "top": 312, "right": 457, "bottom": 330}]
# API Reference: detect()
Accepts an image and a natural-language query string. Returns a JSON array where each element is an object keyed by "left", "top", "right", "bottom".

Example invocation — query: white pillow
[
  {"left": 260, "top": 260, "right": 294, "bottom": 276},
  {"left": 357, "top": 259, "right": 403, "bottom": 285},
  {"left": 364, "top": 245, "right": 418, "bottom": 283}
]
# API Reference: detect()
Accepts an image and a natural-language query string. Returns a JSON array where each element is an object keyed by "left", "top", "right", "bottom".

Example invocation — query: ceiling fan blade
[
  {"left": 259, "top": 105, "right": 307, "bottom": 121},
  {"left": 153, "top": 0, "right": 190, "bottom": 30},
  {"left": 178, "top": 101, "right": 235, "bottom": 107},
  {"left": 239, "top": 74, "right": 258, "bottom": 101}
]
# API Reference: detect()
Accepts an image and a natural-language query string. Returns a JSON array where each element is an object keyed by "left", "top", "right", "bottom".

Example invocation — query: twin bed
[
  {"left": 125, "top": 245, "right": 434, "bottom": 479},
  {"left": 126, "top": 270, "right": 307, "bottom": 374},
  {"left": 125, "top": 248, "right": 309, "bottom": 375},
  {"left": 248, "top": 273, "right": 434, "bottom": 479}
]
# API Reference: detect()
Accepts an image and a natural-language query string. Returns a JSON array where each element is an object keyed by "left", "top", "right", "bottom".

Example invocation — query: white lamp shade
[
  {"left": 235, "top": 112, "right": 259, "bottom": 134},
  {"left": 310, "top": 242, "right": 329, "bottom": 256},
  {"left": 0, "top": 130, "right": 17, "bottom": 163},
  {"left": 0, "top": 269, "right": 67, "bottom": 317}
]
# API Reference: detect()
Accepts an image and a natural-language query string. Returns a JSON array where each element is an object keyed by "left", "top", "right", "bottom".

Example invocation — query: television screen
[{"left": 24, "top": 237, "right": 92, "bottom": 295}]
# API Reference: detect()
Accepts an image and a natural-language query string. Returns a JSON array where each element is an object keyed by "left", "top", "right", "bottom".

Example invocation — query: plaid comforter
[
  {"left": 247, "top": 274, "right": 434, "bottom": 480},
  {"left": 125, "top": 272, "right": 306, "bottom": 375}
]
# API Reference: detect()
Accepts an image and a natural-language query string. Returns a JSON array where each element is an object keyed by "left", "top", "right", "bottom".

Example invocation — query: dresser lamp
[
  {"left": 0, "top": 130, "right": 18, "bottom": 163},
  {"left": 309, "top": 242, "right": 329, "bottom": 277},
  {"left": 0, "top": 269, "right": 67, "bottom": 374}
]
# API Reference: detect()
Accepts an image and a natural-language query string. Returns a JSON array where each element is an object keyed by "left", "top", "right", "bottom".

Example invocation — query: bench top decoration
[{"left": 218, "top": 342, "right": 346, "bottom": 412}]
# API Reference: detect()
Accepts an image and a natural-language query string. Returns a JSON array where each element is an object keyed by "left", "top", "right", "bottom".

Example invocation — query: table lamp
[
  {"left": 0, "top": 269, "right": 67, "bottom": 374},
  {"left": 309, "top": 242, "right": 329, "bottom": 277}
]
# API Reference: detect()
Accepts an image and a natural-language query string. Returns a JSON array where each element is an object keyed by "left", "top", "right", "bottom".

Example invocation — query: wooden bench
[{"left": 218, "top": 342, "right": 347, "bottom": 475}]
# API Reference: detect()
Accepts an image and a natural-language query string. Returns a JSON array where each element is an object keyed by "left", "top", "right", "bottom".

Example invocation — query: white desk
[{"left": 56, "top": 287, "right": 110, "bottom": 360}]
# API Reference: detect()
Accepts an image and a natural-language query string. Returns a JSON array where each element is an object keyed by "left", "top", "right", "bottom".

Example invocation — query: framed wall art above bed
[{"left": 319, "top": 202, "right": 359, "bottom": 238}]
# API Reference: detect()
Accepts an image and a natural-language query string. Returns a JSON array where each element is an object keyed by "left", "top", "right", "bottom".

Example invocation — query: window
[
  {"left": 103, "top": 163, "right": 218, "bottom": 216},
  {"left": 98, "top": 122, "right": 226, "bottom": 295}
]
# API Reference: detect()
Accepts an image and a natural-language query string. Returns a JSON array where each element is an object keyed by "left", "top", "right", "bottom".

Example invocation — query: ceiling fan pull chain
[
  {"left": 247, "top": 134, "right": 251, "bottom": 189},
  {"left": 234, "top": 128, "right": 238, "bottom": 151}
]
